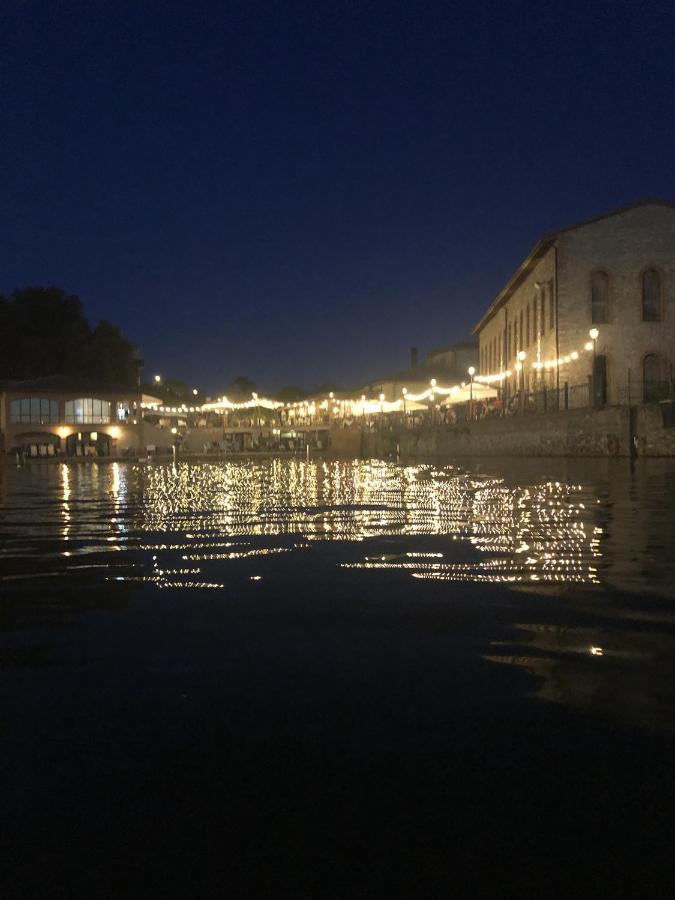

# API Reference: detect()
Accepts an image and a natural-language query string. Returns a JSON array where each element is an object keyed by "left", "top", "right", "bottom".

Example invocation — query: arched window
[
  {"left": 9, "top": 398, "right": 59, "bottom": 424},
  {"left": 540, "top": 291, "right": 546, "bottom": 336},
  {"left": 64, "top": 398, "right": 111, "bottom": 424},
  {"left": 643, "top": 354, "right": 665, "bottom": 402},
  {"left": 591, "top": 271, "right": 609, "bottom": 323},
  {"left": 642, "top": 269, "right": 661, "bottom": 322}
]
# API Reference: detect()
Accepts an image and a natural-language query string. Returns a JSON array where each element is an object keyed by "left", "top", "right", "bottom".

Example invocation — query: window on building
[
  {"left": 590, "top": 271, "right": 609, "bottom": 323},
  {"left": 508, "top": 322, "right": 512, "bottom": 359},
  {"left": 642, "top": 269, "right": 661, "bottom": 322},
  {"left": 526, "top": 306, "right": 530, "bottom": 347},
  {"left": 64, "top": 398, "right": 111, "bottom": 424},
  {"left": 540, "top": 292, "right": 546, "bottom": 336},
  {"left": 532, "top": 298, "right": 537, "bottom": 340},
  {"left": 9, "top": 397, "right": 60, "bottom": 425},
  {"left": 117, "top": 401, "right": 131, "bottom": 421},
  {"left": 643, "top": 353, "right": 667, "bottom": 402},
  {"left": 549, "top": 287, "right": 555, "bottom": 330},
  {"left": 519, "top": 311, "right": 524, "bottom": 350}
]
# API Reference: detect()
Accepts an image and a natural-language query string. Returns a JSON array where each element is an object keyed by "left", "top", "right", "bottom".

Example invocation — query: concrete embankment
[{"left": 360, "top": 404, "right": 675, "bottom": 458}]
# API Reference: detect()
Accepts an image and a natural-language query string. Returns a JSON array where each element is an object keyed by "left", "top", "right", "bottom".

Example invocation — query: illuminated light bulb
[
  {"left": 518, "top": 350, "right": 526, "bottom": 361},
  {"left": 515, "top": 363, "right": 522, "bottom": 372},
  {"left": 109, "top": 426, "right": 120, "bottom": 439},
  {"left": 571, "top": 351, "right": 579, "bottom": 360},
  {"left": 430, "top": 378, "right": 437, "bottom": 387},
  {"left": 154, "top": 374, "right": 161, "bottom": 383},
  {"left": 402, "top": 387, "right": 408, "bottom": 395},
  {"left": 379, "top": 393, "right": 385, "bottom": 402},
  {"left": 589, "top": 328, "right": 599, "bottom": 341},
  {"left": 468, "top": 366, "right": 475, "bottom": 376}
]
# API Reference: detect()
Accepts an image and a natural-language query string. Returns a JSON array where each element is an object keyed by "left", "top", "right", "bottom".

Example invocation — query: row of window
[
  {"left": 481, "top": 268, "right": 666, "bottom": 374},
  {"left": 481, "top": 284, "right": 555, "bottom": 373},
  {"left": 9, "top": 398, "right": 60, "bottom": 425},
  {"left": 9, "top": 397, "right": 115, "bottom": 425},
  {"left": 65, "top": 399, "right": 112, "bottom": 424},
  {"left": 591, "top": 268, "right": 662, "bottom": 323}
]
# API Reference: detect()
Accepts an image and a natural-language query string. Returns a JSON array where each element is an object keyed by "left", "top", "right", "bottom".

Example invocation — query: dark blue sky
[{"left": 1, "top": 0, "right": 673, "bottom": 392}]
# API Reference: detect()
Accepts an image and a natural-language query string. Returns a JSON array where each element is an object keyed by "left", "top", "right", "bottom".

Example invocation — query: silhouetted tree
[
  {"left": 227, "top": 375, "right": 257, "bottom": 400},
  {"left": 0, "top": 286, "right": 138, "bottom": 386},
  {"left": 311, "top": 382, "right": 341, "bottom": 396},
  {"left": 275, "top": 385, "right": 307, "bottom": 402},
  {"left": 86, "top": 320, "right": 139, "bottom": 385}
]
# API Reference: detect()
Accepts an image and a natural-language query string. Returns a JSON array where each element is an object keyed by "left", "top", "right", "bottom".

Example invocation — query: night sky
[{"left": 1, "top": 1, "right": 673, "bottom": 393}]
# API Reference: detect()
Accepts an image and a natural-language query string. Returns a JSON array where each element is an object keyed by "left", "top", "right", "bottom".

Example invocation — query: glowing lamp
[
  {"left": 430, "top": 378, "right": 437, "bottom": 387},
  {"left": 109, "top": 426, "right": 120, "bottom": 439},
  {"left": 193, "top": 389, "right": 198, "bottom": 396},
  {"left": 154, "top": 375, "right": 161, "bottom": 383},
  {"left": 589, "top": 328, "right": 599, "bottom": 341},
  {"left": 584, "top": 341, "right": 593, "bottom": 351},
  {"left": 379, "top": 393, "right": 385, "bottom": 402},
  {"left": 402, "top": 387, "right": 408, "bottom": 395},
  {"left": 468, "top": 366, "right": 476, "bottom": 377},
  {"left": 518, "top": 350, "right": 526, "bottom": 361},
  {"left": 58, "top": 427, "right": 69, "bottom": 439}
]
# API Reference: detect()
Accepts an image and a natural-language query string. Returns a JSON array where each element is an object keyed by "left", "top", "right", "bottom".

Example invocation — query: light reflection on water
[
  {"left": 0, "top": 459, "right": 603, "bottom": 585},
  {"left": 1, "top": 457, "right": 675, "bottom": 729},
  {"left": 0, "top": 457, "right": 673, "bottom": 593}
]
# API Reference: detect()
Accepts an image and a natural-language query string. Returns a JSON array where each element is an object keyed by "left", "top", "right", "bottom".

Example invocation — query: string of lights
[{"left": 143, "top": 330, "right": 600, "bottom": 416}]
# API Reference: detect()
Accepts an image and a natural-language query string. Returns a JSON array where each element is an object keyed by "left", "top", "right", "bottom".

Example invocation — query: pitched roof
[
  {"left": 472, "top": 198, "right": 675, "bottom": 334},
  {"left": 0, "top": 374, "right": 139, "bottom": 395}
]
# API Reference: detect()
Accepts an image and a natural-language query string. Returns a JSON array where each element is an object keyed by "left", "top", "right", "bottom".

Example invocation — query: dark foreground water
[{"left": 1, "top": 457, "right": 675, "bottom": 898}]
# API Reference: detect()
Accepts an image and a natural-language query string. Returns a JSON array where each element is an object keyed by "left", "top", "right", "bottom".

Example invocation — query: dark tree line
[{"left": 0, "top": 286, "right": 140, "bottom": 386}]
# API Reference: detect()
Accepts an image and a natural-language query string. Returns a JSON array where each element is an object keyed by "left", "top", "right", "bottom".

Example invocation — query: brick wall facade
[{"left": 476, "top": 202, "right": 675, "bottom": 405}]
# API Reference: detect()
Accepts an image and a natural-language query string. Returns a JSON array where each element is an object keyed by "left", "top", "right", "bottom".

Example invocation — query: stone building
[{"left": 472, "top": 200, "right": 675, "bottom": 405}]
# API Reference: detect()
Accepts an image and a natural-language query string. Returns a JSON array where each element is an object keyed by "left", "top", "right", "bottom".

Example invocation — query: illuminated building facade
[
  {"left": 473, "top": 200, "right": 675, "bottom": 405},
  {"left": 0, "top": 376, "right": 162, "bottom": 458}
]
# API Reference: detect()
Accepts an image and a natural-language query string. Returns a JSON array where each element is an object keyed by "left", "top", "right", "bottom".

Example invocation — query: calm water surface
[{"left": 1, "top": 457, "right": 675, "bottom": 897}]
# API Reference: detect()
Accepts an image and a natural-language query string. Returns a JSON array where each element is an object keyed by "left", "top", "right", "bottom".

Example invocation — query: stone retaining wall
[{"left": 360, "top": 404, "right": 675, "bottom": 458}]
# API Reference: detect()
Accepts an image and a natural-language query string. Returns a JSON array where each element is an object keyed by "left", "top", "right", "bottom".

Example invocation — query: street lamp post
[
  {"left": 588, "top": 327, "right": 599, "bottom": 406},
  {"left": 468, "top": 366, "right": 475, "bottom": 421},
  {"left": 517, "top": 351, "right": 526, "bottom": 411}
]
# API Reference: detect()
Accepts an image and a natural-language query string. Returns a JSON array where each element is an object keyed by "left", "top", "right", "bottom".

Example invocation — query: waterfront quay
[{"left": 3, "top": 375, "right": 675, "bottom": 462}]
